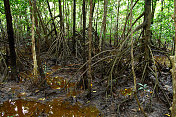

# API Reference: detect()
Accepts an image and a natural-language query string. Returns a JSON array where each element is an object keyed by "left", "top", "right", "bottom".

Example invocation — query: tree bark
[
  {"left": 72, "top": 0, "right": 76, "bottom": 53},
  {"left": 121, "top": 0, "right": 130, "bottom": 39},
  {"left": 98, "top": 0, "right": 108, "bottom": 51},
  {"left": 29, "top": 0, "right": 46, "bottom": 85},
  {"left": 143, "top": 0, "right": 151, "bottom": 79},
  {"left": 95, "top": 0, "right": 99, "bottom": 47},
  {"left": 82, "top": 0, "right": 88, "bottom": 89},
  {"left": 31, "top": 0, "right": 38, "bottom": 76},
  {"left": 59, "top": 0, "right": 64, "bottom": 31},
  {"left": 158, "top": 0, "right": 164, "bottom": 48},
  {"left": 130, "top": 1, "right": 147, "bottom": 116},
  {"left": 171, "top": 0, "right": 176, "bottom": 116},
  {"left": 46, "top": 0, "right": 57, "bottom": 37},
  {"left": 121, "top": 0, "right": 139, "bottom": 40},
  {"left": 114, "top": 0, "right": 121, "bottom": 46},
  {"left": 87, "top": 0, "right": 93, "bottom": 99},
  {"left": 34, "top": 2, "right": 50, "bottom": 47},
  {"left": 151, "top": 0, "right": 157, "bottom": 24},
  {"left": 3, "top": 0, "right": 18, "bottom": 82}
]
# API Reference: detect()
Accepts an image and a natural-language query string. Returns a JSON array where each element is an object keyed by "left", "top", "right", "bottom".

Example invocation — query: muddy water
[
  {"left": 0, "top": 99, "right": 100, "bottom": 117},
  {"left": 0, "top": 65, "right": 100, "bottom": 116}
]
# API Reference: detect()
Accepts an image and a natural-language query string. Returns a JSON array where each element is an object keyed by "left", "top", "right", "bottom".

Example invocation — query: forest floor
[{"left": 0, "top": 58, "right": 172, "bottom": 117}]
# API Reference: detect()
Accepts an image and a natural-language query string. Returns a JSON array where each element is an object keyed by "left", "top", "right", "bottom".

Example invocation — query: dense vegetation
[{"left": 0, "top": 0, "right": 176, "bottom": 116}]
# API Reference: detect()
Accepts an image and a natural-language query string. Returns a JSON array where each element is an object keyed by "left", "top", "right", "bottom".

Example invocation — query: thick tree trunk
[
  {"left": 31, "top": 0, "right": 46, "bottom": 85},
  {"left": 3, "top": 0, "right": 18, "bottom": 82},
  {"left": 82, "top": 0, "right": 88, "bottom": 89},
  {"left": 59, "top": 0, "right": 64, "bottom": 31},
  {"left": 143, "top": 0, "right": 151, "bottom": 79},
  {"left": 29, "top": 0, "right": 45, "bottom": 84},
  {"left": 102, "top": 0, "right": 108, "bottom": 50}
]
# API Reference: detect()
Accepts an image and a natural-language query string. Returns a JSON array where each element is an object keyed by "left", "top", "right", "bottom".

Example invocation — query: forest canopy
[{"left": 0, "top": 0, "right": 174, "bottom": 44}]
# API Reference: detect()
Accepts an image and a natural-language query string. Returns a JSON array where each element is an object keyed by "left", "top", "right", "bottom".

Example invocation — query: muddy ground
[{"left": 0, "top": 59, "right": 172, "bottom": 117}]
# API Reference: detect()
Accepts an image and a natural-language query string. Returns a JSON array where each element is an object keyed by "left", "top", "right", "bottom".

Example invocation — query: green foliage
[
  {"left": 0, "top": 0, "right": 174, "bottom": 47},
  {"left": 138, "top": 83, "right": 149, "bottom": 92},
  {"left": 151, "top": 0, "right": 174, "bottom": 44},
  {"left": 0, "top": 0, "right": 4, "bottom": 14}
]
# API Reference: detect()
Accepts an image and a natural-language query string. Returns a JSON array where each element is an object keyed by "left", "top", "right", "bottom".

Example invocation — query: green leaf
[
  {"left": 138, "top": 87, "right": 143, "bottom": 90},
  {"left": 143, "top": 84, "right": 148, "bottom": 88},
  {"left": 137, "top": 83, "right": 143, "bottom": 86}
]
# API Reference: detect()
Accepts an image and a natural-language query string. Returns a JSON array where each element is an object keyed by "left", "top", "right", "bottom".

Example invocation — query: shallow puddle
[
  {"left": 0, "top": 99, "right": 100, "bottom": 117},
  {"left": 11, "top": 65, "right": 100, "bottom": 116}
]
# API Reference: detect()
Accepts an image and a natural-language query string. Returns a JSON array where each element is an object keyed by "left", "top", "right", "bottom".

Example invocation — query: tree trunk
[
  {"left": 158, "top": 0, "right": 164, "bottom": 48},
  {"left": 31, "top": 0, "right": 38, "bottom": 76},
  {"left": 110, "top": 12, "right": 112, "bottom": 46},
  {"left": 95, "top": 0, "right": 99, "bottom": 47},
  {"left": 30, "top": 0, "right": 46, "bottom": 85},
  {"left": 3, "top": 0, "right": 18, "bottom": 82},
  {"left": 34, "top": 2, "right": 50, "bottom": 47},
  {"left": 151, "top": 0, "right": 157, "bottom": 24},
  {"left": 82, "top": 0, "right": 88, "bottom": 89},
  {"left": 65, "top": 1, "right": 69, "bottom": 38},
  {"left": 121, "top": 0, "right": 130, "bottom": 39},
  {"left": 143, "top": 0, "right": 151, "bottom": 80},
  {"left": 98, "top": 0, "right": 108, "bottom": 51},
  {"left": 72, "top": 0, "right": 76, "bottom": 53},
  {"left": 171, "top": 0, "right": 176, "bottom": 116},
  {"left": 87, "top": 0, "right": 93, "bottom": 99},
  {"left": 46, "top": 0, "right": 57, "bottom": 37},
  {"left": 92, "top": 1, "right": 96, "bottom": 19},
  {"left": 114, "top": 0, "right": 121, "bottom": 47},
  {"left": 102, "top": 0, "right": 108, "bottom": 50},
  {"left": 59, "top": 0, "right": 64, "bottom": 31},
  {"left": 130, "top": 1, "right": 147, "bottom": 116},
  {"left": 62, "top": 0, "right": 65, "bottom": 30}
]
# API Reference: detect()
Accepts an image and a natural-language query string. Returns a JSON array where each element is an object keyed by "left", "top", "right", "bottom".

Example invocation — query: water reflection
[
  {"left": 0, "top": 99, "right": 100, "bottom": 117},
  {"left": 47, "top": 76, "right": 82, "bottom": 97}
]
